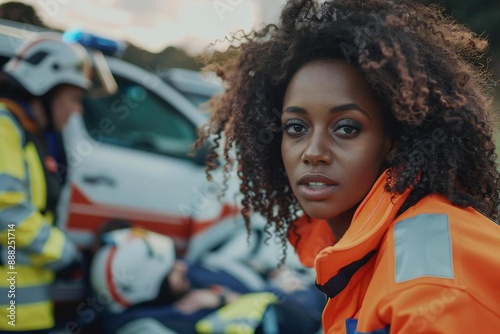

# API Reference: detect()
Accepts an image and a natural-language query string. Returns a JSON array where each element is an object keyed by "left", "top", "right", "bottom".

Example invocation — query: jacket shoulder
[
  {"left": 0, "top": 103, "right": 26, "bottom": 145},
  {"left": 374, "top": 196, "right": 500, "bottom": 316}
]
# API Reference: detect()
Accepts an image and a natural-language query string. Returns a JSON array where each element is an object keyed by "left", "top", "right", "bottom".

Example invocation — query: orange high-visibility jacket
[{"left": 289, "top": 172, "right": 500, "bottom": 333}]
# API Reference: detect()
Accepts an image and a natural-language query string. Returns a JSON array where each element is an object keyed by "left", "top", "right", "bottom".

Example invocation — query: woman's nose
[{"left": 301, "top": 131, "right": 333, "bottom": 165}]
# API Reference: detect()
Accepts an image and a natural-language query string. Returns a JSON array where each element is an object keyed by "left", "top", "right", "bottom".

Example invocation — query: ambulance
[{"left": 0, "top": 19, "right": 244, "bottom": 300}]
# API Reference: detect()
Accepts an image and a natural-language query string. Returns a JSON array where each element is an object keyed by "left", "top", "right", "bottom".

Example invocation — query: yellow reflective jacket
[{"left": 0, "top": 100, "right": 79, "bottom": 331}]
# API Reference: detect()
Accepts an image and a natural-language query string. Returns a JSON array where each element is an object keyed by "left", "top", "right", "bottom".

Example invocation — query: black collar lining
[{"left": 316, "top": 250, "right": 376, "bottom": 298}]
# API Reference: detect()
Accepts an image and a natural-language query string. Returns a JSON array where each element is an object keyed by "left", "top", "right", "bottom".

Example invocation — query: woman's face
[{"left": 281, "top": 60, "right": 391, "bottom": 235}]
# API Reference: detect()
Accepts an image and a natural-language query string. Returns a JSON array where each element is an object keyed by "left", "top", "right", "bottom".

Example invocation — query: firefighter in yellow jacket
[{"left": 0, "top": 33, "right": 92, "bottom": 332}]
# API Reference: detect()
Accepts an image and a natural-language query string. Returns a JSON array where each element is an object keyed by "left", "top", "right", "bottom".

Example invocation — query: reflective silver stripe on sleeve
[
  {"left": 0, "top": 173, "right": 25, "bottom": 192},
  {"left": 0, "top": 246, "right": 32, "bottom": 265},
  {"left": 43, "top": 237, "right": 78, "bottom": 271},
  {"left": 0, "top": 201, "right": 34, "bottom": 231},
  {"left": 394, "top": 214, "right": 454, "bottom": 283},
  {"left": 21, "top": 223, "right": 51, "bottom": 254},
  {"left": 0, "top": 284, "right": 51, "bottom": 305}
]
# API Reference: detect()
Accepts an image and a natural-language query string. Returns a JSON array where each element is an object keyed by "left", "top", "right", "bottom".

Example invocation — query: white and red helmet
[
  {"left": 90, "top": 228, "right": 176, "bottom": 313},
  {"left": 3, "top": 32, "right": 92, "bottom": 96}
]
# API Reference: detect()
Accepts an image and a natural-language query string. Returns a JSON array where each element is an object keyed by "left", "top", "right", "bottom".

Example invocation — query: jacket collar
[
  {"left": 284, "top": 171, "right": 408, "bottom": 291},
  {"left": 314, "top": 170, "right": 410, "bottom": 291}
]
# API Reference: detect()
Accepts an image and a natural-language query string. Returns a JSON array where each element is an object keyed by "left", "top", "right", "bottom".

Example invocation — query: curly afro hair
[{"left": 197, "top": 0, "right": 500, "bottom": 255}]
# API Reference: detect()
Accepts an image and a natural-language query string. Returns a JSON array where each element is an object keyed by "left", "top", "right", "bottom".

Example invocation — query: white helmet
[
  {"left": 3, "top": 32, "right": 92, "bottom": 96},
  {"left": 90, "top": 228, "right": 176, "bottom": 313}
]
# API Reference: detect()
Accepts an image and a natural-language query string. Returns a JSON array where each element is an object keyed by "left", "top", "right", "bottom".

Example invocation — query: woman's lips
[
  {"left": 297, "top": 183, "right": 337, "bottom": 201},
  {"left": 297, "top": 174, "right": 338, "bottom": 201}
]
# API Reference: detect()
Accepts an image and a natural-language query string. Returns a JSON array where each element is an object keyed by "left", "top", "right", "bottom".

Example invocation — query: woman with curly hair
[{"left": 198, "top": 0, "right": 500, "bottom": 332}]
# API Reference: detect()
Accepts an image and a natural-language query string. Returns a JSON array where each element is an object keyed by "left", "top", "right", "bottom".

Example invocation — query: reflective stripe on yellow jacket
[{"left": 0, "top": 104, "right": 78, "bottom": 331}]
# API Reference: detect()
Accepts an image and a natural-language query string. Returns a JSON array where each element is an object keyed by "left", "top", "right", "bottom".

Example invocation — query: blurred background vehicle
[
  {"left": 0, "top": 19, "right": 246, "bottom": 304},
  {"left": 157, "top": 68, "right": 223, "bottom": 108}
]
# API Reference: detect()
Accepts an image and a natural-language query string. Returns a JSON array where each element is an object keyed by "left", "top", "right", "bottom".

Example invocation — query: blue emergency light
[{"left": 62, "top": 29, "right": 125, "bottom": 57}]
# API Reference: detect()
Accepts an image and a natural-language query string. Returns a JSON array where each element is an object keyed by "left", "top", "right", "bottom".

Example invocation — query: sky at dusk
[{"left": 0, "top": 0, "right": 286, "bottom": 54}]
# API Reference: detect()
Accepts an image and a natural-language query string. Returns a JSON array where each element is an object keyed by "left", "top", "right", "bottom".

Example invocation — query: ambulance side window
[{"left": 82, "top": 75, "right": 198, "bottom": 161}]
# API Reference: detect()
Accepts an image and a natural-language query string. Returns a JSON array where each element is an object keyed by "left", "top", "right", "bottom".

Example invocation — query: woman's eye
[
  {"left": 284, "top": 122, "right": 307, "bottom": 135},
  {"left": 334, "top": 120, "right": 361, "bottom": 137},
  {"left": 336, "top": 126, "right": 358, "bottom": 135}
]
